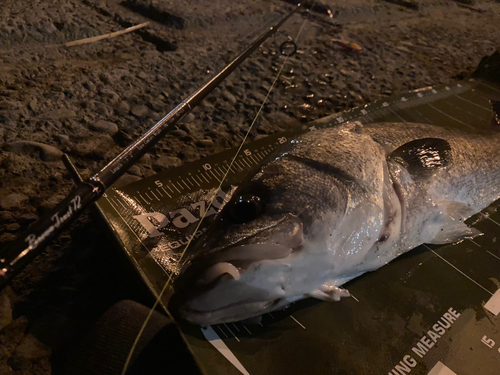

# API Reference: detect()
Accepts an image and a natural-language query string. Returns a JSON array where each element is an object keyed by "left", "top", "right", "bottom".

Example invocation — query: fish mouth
[
  {"left": 173, "top": 216, "right": 304, "bottom": 292},
  {"left": 170, "top": 219, "right": 304, "bottom": 325}
]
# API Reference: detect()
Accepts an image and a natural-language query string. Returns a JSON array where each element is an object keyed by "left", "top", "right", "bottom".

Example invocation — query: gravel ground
[{"left": 0, "top": 0, "right": 499, "bottom": 373}]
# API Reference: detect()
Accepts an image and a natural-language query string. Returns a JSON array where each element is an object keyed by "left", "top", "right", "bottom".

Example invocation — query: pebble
[
  {"left": 0, "top": 193, "right": 28, "bottom": 210},
  {"left": 131, "top": 105, "right": 149, "bottom": 118},
  {"left": 171, "top": 129, "right": 188, "bottom": 137},
  {"left": 249, "top": 91, "right": 267, "bottom": 103},
  {"left": 3, "top": 141, "right": 63, "bottom": 161},
  {"left": 0, "top": 288, "right": 13, "bottom": 331},
  {"left": 6, "top": 223, "right": 21, "bottom": 231},
  {"left": 116, "top": 101, "right": 130, "bottom": 116},
  {"left": 99, "top": 89, "right": 120, "bottom": 102},
  {"left": 11, "top": 333, "right": 51, "bottom": 361},
  {"left": 99, "top": 73, "right": 111, "bottom": 84},
  {"left": 0, "top": 363, "right": 14, "bottom": 374},
  {"left": 90, "top": 120, "right": 119, "bottom": 136},
  {"left": 196, "top": 139, "right": 214, "bottom": 147},
  {"left": 95, "top": 104, "right": 113, "bottom": 117},
  {"left": 222, "top": 90, "right": 237, "bottom": 105},
  {"left": 18, "top": 213, "right": 38, "bottom": 225},
  {"left": 28, "top": 99, "right": 38, "bottom": 112},
  {"left": 58, "top": 134, "right": 69, "bottom": 145},
  {"left": 264, "top": 112, "right": 300, "bottom": 131},
  {"left": 139, "top": 154, "right": 151, "bottom": 166},
  {"left": 0, "top": 211, "right": 15, "bottom": 222},
  {"left": 153, "top": 156, "right": 182, "bottom": 171},
  {"left": 2, "top": 316, "right": 28, "bottom": 350},
  {"left": 230, "top": 85, "right": 246, "bottom": 97},
  {"left": 128, "top": 165, "right": 141, "bottom": 176},
  {"left": 148, "top": 99, "right": 164, "bottom": 112},
  {"left": 0, "top": 233, "right": 17, "bottom": 242},
  {"left": 83, "top": 80, "right": 96, "bottom": 92},
  {"left": 340, "top": 69, "right": 352, "bottom": 77}
]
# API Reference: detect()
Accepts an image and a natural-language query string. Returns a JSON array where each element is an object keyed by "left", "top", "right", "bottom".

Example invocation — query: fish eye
[{"left": 227, "top": 194, "right": 264, "bottom": 224}]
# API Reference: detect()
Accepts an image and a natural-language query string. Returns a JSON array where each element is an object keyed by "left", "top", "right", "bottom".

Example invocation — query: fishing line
[{"left": 121, "top": 3, "right": 316, "bottom": 373}]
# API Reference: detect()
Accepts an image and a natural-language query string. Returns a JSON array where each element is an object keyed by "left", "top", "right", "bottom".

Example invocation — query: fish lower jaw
[{"left": 179, "top": 299, "right": 282, "bottom": 325}]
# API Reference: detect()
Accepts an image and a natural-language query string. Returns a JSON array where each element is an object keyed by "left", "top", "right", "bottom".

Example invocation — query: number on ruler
[
  {"left": 244, "top": 149, "right": 252, "bottom": 156},
  {"left": 155, "top": 180, "right": 163, "bottom": 188},
  {"left": 278, "top": 137, "right": 287, "bottom": 144},
  {"left": 203, "top": 163, "right": 212, "bottom": 171},
  {"left": 481, "top": 336, "right": 496, "bottom": 349}
]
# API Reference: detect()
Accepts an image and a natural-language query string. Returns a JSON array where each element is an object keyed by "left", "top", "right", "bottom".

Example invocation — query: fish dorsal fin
[{"left": 388, "top": 138, "right": 451, "bottom": 178}]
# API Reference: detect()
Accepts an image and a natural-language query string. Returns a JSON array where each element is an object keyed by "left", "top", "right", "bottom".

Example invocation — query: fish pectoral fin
[
  {"left": 427, "top": 202, "right": 482, "bottom": 244},
  {"left": 388, "top": 138, "right": 451, "bottom": 178},
  {"left": 428, "top": 222, "right": 481, "bottom": 244},
  {"left": 308, "top": 285, "right": 350, "bottom": 302}
]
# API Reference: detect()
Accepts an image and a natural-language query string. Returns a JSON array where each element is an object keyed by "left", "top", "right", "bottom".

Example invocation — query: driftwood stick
[{"left": 60, "top": 21, "right": 150, "bottom": 47}]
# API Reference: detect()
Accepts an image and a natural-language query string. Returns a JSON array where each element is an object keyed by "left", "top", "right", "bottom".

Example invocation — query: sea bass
[{"left": 170, "top": 122, "right": 500, "bottom": 325}]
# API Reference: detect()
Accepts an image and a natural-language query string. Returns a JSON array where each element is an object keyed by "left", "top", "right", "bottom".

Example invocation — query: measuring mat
[{"left": 97, "top": 53, "right": 500, "bottom": 375}]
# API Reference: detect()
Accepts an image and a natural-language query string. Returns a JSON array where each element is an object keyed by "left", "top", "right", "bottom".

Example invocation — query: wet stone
[
  {"left": 0, "top": 288, "right": 13, "bottom": 331},
  {"left": 0, "top": 233, "right": 17, "bottom": 243},
  {"left": 153, "top": 156, "right": 182, "bottom": 171},
  {"left": 139, "top": 154, "right": 151, "bottom": 166},
  {"left": 115, "top": 101, "right": 130, "bottom": 116},
  {"left": 11, "top": 333, "right": 51, "bottom": 362},
  {"left": 0, "top": 193, "right": 28, "bottom": 210},
  {"left": 171, "top": 129, "right": 188, "bottom": 137},
  {"left": 5, "top": 223, "right": 20, "bottom": 231},
  {"left": 3, "top": 141, "right": 63, "bottom": 161},
  {"left": 99, "top": 89, "right": 120, "bottom": 102},
  {"left": 249, "top": 91, "right": 266, "bottom": 103},
  {"left": 196, "top": 139, "right": 214, "bottom": 147},
  {"left": 28, "top": 99, "right": 38, "bottom": 112},
  {"left": 131, "top": 105, "right": 149, "bottom": 118},
  {"left": 0, "top": 211, "right": 15, "bottom": 222},
  {"left": 95, "top": 104, "right": 113, "bottom": 117},
  {"left": 18, "top": 213, "right": 38, "bottom": 225},
  {"left": 90, "top": 120, "right": 119, "bottom": 136},
  {"left": 0, "top": 363, "right": 14, "bottom": 375},
  {"left": 222, "top": 90, "right": 237, "bottom": 105},
  {"left": 58, "top": 134, "right": 69, "bottom": 144},
  {"left": 128, "top": 165, "right": 141, "bottom": 176},
  {"left": 230, "top": 85, "right": 246, "bottom": 97}
]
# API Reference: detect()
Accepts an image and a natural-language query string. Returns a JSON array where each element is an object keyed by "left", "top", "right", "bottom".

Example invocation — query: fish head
[{"left": 170, "top": 124, "right": 388, "bottom": 325}]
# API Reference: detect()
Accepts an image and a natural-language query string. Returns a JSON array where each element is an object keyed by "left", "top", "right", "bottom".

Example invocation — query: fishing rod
[{"left": 0, "top": 3, "right": 302, "bottom": 290}]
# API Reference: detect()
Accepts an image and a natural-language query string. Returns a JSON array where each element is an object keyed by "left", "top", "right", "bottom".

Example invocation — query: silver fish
[{"left": 170, "top": 122, "right": 500, "bottom": 325}]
